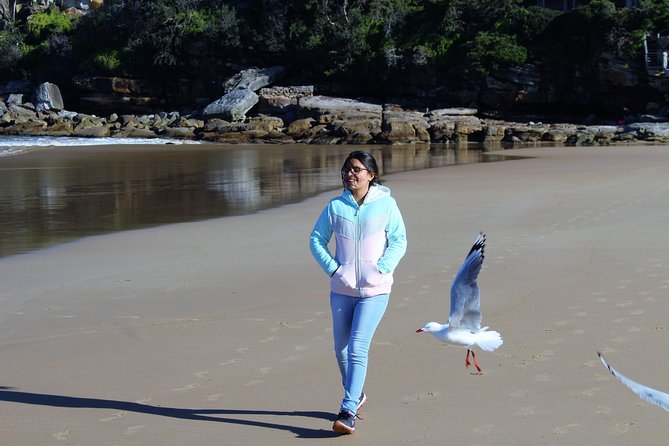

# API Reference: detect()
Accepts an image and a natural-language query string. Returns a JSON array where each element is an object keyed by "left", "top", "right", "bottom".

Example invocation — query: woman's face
[{"left": 342, "top": 158, "right": 375, "bottom": 194}]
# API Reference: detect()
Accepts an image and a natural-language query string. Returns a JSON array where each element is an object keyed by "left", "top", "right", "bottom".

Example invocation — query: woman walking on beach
[{"left": 309, "top": 151, "right": 407, "bottom": 434}]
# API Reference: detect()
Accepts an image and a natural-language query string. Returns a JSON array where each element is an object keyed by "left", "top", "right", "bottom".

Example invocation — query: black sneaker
[
  {"left": 332, "top": 411, "right": 356, "bottom": 434},
  {"left": 356, "top": 392, "right": 367, "bottom": 411}
]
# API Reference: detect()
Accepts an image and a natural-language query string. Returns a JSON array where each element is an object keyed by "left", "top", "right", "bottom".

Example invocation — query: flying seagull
[
  {"left": 598, "top": 352, "right": 669, "bottom": 412},
  {"left": 416, "top": 233, "right": 503, "bottom": 373}
]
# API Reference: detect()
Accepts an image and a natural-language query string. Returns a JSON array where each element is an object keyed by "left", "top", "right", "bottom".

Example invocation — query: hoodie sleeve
[
  {"left": 309, "top": 204, "right": 339, "bottom": 276},
  {"left": 376, "top": 198, "right": 407, "bottom": 274}
]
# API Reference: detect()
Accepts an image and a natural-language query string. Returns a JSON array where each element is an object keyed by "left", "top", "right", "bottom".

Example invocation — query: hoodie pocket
[
  {"left": 330, "top": 262, "right": 356, "bottom": 291},
  {"left": 359, "top": 260, "right": 392, "bottom": 288}
]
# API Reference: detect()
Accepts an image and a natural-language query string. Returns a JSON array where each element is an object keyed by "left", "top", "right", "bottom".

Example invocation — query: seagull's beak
[{"left": 415, "top": 328, "right": 424, "bottom": 333}]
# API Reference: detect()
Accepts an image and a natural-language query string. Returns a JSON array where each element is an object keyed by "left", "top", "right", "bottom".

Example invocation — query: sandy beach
[{"left": 2, "top": 145, "right": 669, "bottom": 445}]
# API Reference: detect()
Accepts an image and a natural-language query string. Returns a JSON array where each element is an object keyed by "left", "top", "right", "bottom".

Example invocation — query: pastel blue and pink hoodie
[{"left": 310, "top": 184, "right": 407, "bottom": 297}]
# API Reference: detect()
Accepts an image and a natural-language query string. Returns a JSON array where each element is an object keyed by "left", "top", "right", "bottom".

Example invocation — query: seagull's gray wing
[
  {"left": 598, "top": 352, "right": 669, "bottom": 413},
  {"left": 449, "top": 233, "right": 485, "bottom": 330}
]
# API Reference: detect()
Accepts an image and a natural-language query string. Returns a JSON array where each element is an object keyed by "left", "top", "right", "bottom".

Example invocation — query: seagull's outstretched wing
[
  {"left": 449, "top": 233, "right": 485, "bottom": 330},
  {"left": 598, "top": 352, "right": 669, "bottom": 413}
]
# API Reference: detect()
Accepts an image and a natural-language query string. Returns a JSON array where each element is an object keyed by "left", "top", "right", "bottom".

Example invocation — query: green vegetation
[
  {"left": 2, "top": 0, "right": 669, "bottom": 94},
  {"left": 25, "top": 6, "right": 73, "bottom": 41},
  {"left": 464, "top": 32, "right": 528, "bottom": 79}
]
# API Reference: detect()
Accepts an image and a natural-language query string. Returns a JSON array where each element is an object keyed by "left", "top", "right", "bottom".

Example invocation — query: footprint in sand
[
  {"left": 596, "top": 405, "right": 612, "bottom": 415},
  {"left": 613, "top": 421, "right": 635, "bottom": 434},
  {"left": 125, "top": 425, "right": 146, "bottom": 436},
  {"left": 172, "top": 383, "right": 200, "bottom": 392},
  {"left": 417, "top": 284, "right": 431, "bottom": 295},
  {"left": 236, "top": 347, "right": 248, "bottom": 354},
  {"left": 515, "top": 406, "right": 535, "bottom": 417},
  {"left": 259, "top": 336, "right": 277, "bottom": 343},
  {"left": 473, "top": 424, "right": 496, "bottom": 434},
  {"left": 579, "top": 359, "right": 598, "bottom": 369},
  {"left": 509, "top": 389, "right": 529, "bottom": 398},
  {"left": 554, "top": 423, "right": 580, "bottom": 434},
  {"left": 244, "top": 379, "right": 264, "bottom": 386},
  {"left": 52, "top": 427, "right": 71, "bottom": 441},
  {"left": 100, "top": 411, "right": 127, "bottom": 422},
  {"left": 535, "top": 374, "right": 551, "bottom": 382},
  {"left": 194, "top": 370, "right": 209, "bottom": 378},
  {"left": 207, "top": 393, "right": 224, "bottom": 401},
  {"left": 578, "top": 387, "right": 599, "bottom": 398},
  {"left": 220, "top": 358, "right": 241, "bottom": 366},
  {"left": 260, "top": 367, "right": 272, "bottom": 375},
  {"left": 403, "top": 391, "right": 441, "bottom": 403},
  {"left": 595, "top": 373, "right": 612, "bottom": 382}
]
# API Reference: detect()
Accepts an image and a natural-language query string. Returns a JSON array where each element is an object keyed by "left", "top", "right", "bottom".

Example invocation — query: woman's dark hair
[{"left": 340, "top": 151, "right": 382, "bottom": 188}]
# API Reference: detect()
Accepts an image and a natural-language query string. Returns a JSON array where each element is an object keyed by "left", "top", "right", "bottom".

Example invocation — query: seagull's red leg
[
  {"left": 471, "top": 350, "right": 482, "bottom": 373},
  {"left": 465, "top": 349, "right": 472, "bottom": 368}
]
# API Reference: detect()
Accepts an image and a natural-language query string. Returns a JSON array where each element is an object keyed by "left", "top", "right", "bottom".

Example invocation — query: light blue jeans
[{"left": 330, "top": 291, "right": 389, "bottom": 414}]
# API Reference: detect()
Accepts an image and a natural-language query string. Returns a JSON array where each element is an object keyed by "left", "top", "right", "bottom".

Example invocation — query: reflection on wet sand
[{"left": 0, "top": 144, "right": 508, "bottom": 257}]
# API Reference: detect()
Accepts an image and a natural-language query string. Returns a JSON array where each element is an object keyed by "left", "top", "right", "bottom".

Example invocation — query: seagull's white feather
[
  {"left": 598, "top": 352, "right": 669, "bottom": 413},
  {"left": 449, "top": 232, "right": 485, "bottom": 330}
]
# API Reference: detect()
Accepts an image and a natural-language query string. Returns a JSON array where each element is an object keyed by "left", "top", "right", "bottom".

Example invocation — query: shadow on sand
[{"left": 0, "top": 386, "right": 339, "bottom": 438}]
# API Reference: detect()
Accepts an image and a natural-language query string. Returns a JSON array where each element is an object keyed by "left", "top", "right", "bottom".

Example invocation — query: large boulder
[
  {"left": 203, "top": 88, "right": 259, "bottom": 121},
  {"left": 223, "top": 66, "right": 285, "bottom": 93},
  {"left": 35, "top": 82, "right": 65, "bottom": 112},
  {"left": 298, "top": 96, "right": 383, "bottom": 120},
  {"left": 258, "top": 85, "right": 313, "bottom": 123},
  {"left": 7, "top": 103, "right": 38, "bottom": 123}
]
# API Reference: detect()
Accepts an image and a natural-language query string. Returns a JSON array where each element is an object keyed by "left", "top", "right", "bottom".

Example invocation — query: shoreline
[
  {"left": 1, "top": 145, "right": 669, "bottom": 445},
  {"left": 5, "top": 92, "right": 669, "bottom": 147}
]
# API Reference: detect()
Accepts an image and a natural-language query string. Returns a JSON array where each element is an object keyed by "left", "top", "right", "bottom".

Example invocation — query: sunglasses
[{"left": 341, "top": 166, "right": 369, "bottom": 175}]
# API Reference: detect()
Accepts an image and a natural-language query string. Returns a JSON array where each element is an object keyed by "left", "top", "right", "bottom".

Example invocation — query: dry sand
[{"left": 1, "top": 145, "right": 669, "bottom": 445}]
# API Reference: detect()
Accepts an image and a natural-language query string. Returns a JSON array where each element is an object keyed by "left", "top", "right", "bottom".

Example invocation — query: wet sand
[{"left": 1, "top": 145, "right": 669, "bottom": 445}]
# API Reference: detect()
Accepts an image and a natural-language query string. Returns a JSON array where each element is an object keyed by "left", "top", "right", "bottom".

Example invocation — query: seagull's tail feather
[{"left": 474, "top": 329, "right": 503, "bottom": 352}]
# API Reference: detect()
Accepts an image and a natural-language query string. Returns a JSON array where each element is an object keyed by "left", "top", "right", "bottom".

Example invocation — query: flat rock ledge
[{"left": 2, "top": 96, "right": 669, "bottom": 147}]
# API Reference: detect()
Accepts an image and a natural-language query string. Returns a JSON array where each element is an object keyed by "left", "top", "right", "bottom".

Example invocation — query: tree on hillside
[{"left": 72, "top": 0, "right": 241, "bottom": 78}]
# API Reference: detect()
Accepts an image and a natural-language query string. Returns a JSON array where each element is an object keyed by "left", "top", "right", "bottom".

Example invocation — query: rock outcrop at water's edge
[{"left": 4, "top": 77, "right": 669, "bottom": 147}]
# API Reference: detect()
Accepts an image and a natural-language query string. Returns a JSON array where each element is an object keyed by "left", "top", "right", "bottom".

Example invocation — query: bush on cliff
[
  {"left": 0, "top": 28, "right": 25, "bottom": 73},
  {"left": 463, "top": 31, "right": 528, "bottom": 80}
]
